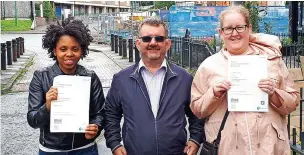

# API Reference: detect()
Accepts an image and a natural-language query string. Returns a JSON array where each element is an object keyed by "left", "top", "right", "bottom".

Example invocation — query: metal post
[
  {"left": 19, "top": 37, "right": 23, "bottom": 55},
  {"left": 181, "top": 37, "right": 190, "bottom": 67},
  {"left": 134, "top": 44, "right": 140, "bottom": 63},
  {"left": 114, "top": 35, "right": 118, "bottom": 53},
  {"left": 181, "top": 37, "right": 185, "bottom": 66},
  {"left": 291, "top": 1, "right": 299, "bottom": 43},
  {"left": 300, "top": 2, "right": 303, "bottom": 29},
  {"left": 12, "top": 39, "right": 17, "bottom": 62},
  {"left": 288, "top": 114, "right": 291, "bottom": 139},
  {"left": 128, "top": 38, "right": 133, "bottom": 62},
  {"left": 293, "top": 128, "right": 297, "bottom": 145},
  {"left": 16, "top": 38, "right": 20, "bottom": 58},
  {"left": 131, "top": 2, "right": 133, "bottom": 38},
  {"left": 300, "top": 88, "right": 303, "bottom": 134},
  {"left": 21, "top": 37, "right": 24, "bottom": 54},
  {"left": 301, "top": 132, "right": 304, "bottom": 150},
  {"left": 122, "top": 39, "right": 127, "bottom": 58},
  {"left": 189, "top": 39, "right": 193, "bottom": 69},
  {"left": 6, "top": 41, "right": 12, "bottom": 65},
  {"left": 119, "top": 36, "right": 122, "bottom": 56},
  {"left": 292, "top": 128, "right": 297, "bottom": 155},
  {"left": 1, "top": 43, "right": 7, "bottom": 70},
  {"left": 110, "top": 34, "right": 114, "bottom": 51},
  {"left": 14, "top": 1, "right": 18, "bottom": 26}
]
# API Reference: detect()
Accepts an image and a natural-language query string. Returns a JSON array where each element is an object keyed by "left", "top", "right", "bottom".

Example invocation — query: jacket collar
[
  {"left": 138, "top": 59, "right": 168, "bottom": 73},
  {"left": 130, "top": 59, "right": 178, "bottom": 80},
  {"left": 51, "top": 61, "right": 88, "bottom": 76}
]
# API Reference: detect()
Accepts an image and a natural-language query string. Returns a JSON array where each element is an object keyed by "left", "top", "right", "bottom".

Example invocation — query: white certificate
[
  {"left": 50, "top": 75, "right": 91, "bottom": 133},
  {"left": 227, "top": 55, "right": 268, "bottom": 112}
]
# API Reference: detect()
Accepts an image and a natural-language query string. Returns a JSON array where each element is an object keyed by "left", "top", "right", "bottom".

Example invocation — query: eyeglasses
[
  {"left": 221, "top": 25, "right": 247, "bottom": 35},
  {"left": 139, "top": 36, "right": 166, "bottom": 42}
]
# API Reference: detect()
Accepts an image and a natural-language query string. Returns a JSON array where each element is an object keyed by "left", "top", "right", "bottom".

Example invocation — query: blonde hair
[{"left": 219, "top": 5, "right": 250, "bottom": 28}]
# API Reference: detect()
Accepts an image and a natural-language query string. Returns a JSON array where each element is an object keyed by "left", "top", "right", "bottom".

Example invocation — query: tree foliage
[
  {"left": 43, "top": 1, "right": 55, "bottom": 21},
  {"left": 154, "top": 1, "right": 175, "bottom": 10},
  {"left": 244, "top": 1, "right": 260, "bottom": 33}
]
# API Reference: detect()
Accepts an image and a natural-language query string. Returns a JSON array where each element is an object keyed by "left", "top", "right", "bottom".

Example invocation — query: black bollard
[
  {"left": 16, "top": 38, "right": 20, "bottom": 58},
  {"left": 119, "top": 36, "right": 123, "bottom": 56},
  {"left": 122, "top": 39, "right": 127, "bottom": 58},
  {"left": 114, "top": 35, "right": 118, "bottom": 53},
  {"left": 6, "top": 41, "right": 12, "bottom": 65},
  {"left": 1, "top": 43, "right": 7, "bottom": 70},
  {"left": 110, "top": 34, "right": 114, "bottom": 51},
  {"left": 128, "top": 39, "right": 133, "bottom": 62},
  {"left": 20, "top": 37, "right": 24, "bottom": 54},
  {"left": 134, "top": 44, "right": 140, "bottom": 63},
  {"left": 12, "top": 39, "right": 17, "bottom": 62}
]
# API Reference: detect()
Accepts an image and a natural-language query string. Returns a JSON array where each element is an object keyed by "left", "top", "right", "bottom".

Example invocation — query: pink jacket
[{"left": 191, "top": 33, "right": 299, "bottom": 155}]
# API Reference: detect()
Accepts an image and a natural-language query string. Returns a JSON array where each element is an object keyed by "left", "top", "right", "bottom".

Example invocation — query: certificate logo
[
  {"left": 261, "top": 101, "right": 265, "bottom": 105},
  {"left": 231, "top": 98, "right": 239, "bottom": 103},
  {"left": 257, "top": 106, "right": 267, "bottom": 111}
]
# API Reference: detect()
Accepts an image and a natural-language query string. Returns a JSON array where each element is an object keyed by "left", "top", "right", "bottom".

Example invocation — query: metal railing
[
  {"left": 288, "top": 88, "right": 304, "bottom": 155},
  {"left": 168, "top": 37, "right": 215, "bottom": 70},
  {"left": 281, "top": 43, "right": 303, "bottom": 68}
]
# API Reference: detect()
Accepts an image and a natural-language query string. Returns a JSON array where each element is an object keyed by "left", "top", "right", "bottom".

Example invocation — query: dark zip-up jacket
[
  {"left": 27, "top": 62, "right": 105, "bottom": 150},
  {"left": 105, "top": 62, "right": 204, "bottom": 155}
]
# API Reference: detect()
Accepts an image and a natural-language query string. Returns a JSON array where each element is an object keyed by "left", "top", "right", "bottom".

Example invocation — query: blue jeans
[{"left": 38, "top": 143, "right": 98, "bottom": 155}]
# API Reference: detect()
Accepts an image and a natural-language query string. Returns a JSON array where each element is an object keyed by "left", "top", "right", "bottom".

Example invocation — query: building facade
[
  {"left": 53, "top": 1, "right": 130, "bottom": 18},
  {"left": 0, "top": 1, "right": 35, "bottom": 19}
]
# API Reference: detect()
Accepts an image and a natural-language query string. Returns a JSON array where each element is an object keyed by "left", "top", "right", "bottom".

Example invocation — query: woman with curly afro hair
[{"left": 27, "top": 19, "right": 105, "bottom": 155}]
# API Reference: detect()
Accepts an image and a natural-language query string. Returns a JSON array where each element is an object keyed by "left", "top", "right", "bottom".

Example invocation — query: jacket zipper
[
  {"left": 72, "top": 133, "right": 75, "bottom": 150},
  {"left": 245, "top": 113, "right": 253, "bottom": 155},
  {"left": 155, "top": 83, "right": 168, "bottom": 155},
  {"left": 134, "top": 78, "right": 159, "bottom": 155},
  {"left": 42, "top": 128, "right": 45, "bottom": 145}
]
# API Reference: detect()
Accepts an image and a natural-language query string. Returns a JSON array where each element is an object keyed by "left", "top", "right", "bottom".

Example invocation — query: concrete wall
[{"left": 1, "top": 1, "right": 34, "bottom": 19}]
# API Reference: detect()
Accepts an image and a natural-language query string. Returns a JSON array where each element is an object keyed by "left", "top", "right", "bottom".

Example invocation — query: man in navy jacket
[{"left": 104, "top": 18, "right": 204, "bottom": 155}]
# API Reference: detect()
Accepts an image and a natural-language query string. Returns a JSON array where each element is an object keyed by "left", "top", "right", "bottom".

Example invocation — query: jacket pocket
[
  {"left": 271, "top": 123, "right": 285, "bottom": 141},
  {"left": 271, "top": 123, "right": 290, "bottom": 155}
]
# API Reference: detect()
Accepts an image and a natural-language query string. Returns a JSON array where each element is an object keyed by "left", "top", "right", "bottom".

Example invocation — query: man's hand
[
  {"left": 183, "top": 141, "right": 199, "bottom": 155},
  {"left": 85, "top": 124, "right": 99, "bottom": 140},
  {"left": 113, "top": 146, "right": 127, "bottom": 155}
]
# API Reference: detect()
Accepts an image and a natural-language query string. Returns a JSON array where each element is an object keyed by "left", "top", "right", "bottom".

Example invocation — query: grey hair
[{"left": 138, "top": 18, "right": 168, "bottom": 37}]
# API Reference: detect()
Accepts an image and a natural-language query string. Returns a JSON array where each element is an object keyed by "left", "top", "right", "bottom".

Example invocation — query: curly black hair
[{"left": 42, "top": 18, "right": 93, "bottom": 60}]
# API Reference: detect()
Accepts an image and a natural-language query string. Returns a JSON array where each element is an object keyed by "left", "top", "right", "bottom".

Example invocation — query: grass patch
[{"left": 1, "top": 20, "right": 32, "bottom": 31}]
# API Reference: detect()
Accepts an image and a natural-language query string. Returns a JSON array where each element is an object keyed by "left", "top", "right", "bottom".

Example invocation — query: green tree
[
  {"left": 244, "top": 1, "right": 260, "bottom": 33},
  {"left": 43, "top": 1, "right": 55, "bottom": 21},
  {"left": 154, "top": 1, "right": 175, "bottom": 10},
  {"left": 264, "top": 22, "right": 272, "bottom": 34}
]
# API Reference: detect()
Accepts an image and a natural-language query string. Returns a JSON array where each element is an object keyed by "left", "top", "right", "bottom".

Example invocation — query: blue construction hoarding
[{"left": 168, "top": 6, "right": 294, "bottom": 37}]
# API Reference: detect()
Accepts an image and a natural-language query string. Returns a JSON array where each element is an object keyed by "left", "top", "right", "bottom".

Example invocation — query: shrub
[
  {"left": 282, "top": 37, "right": 292, "bottom": 46},
  {"left": 43, "top": 1, "right": 55, "bottom": 21}
]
